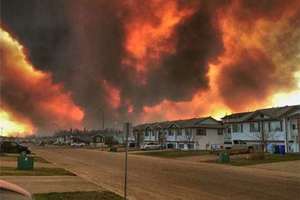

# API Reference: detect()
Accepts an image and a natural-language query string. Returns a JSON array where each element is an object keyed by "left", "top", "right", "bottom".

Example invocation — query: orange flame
[
  {"left": 123, "top": 0, "right": 195, "bottom": 73},
  {"left": 102, "top": 80, "right": 121, "bottom": 109},
  {"left": 0, "top": 27, "right": 84, "bottom": 136},
  {"left": 141, "top": 0, "right": 300, "bottom": 122},
  {"left": 0, "top": 110, "right": 35, "bottom": 137}
]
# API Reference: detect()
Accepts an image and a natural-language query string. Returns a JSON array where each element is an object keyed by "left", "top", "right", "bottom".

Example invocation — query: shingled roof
[
  {"left": 222, "top": 105, "right": 300, "bottom": 123},
  {"left": 133, "top": 117, "right": 222, "bottom": 130}
]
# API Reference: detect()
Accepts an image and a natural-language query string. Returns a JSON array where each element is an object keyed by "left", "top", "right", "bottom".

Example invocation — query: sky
[{"left": 0, "top": 0, "right": 300, "bottom": 136}]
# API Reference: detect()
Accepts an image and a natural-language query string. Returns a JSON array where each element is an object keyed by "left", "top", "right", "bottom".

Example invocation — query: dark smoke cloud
[
  {"left": 147, "top": 7, "right": 222, "bottom": 101},
  {"left": 1, "top": 0, "right": 125, "bottom": 128},
  {"left": 0, "top": 27, "right": 83, "bottom": 134},
  {"left": 1, "top": 0, "right": 299, "bottom": 131},
  {"left": 218, "top": 49, "right": 277, "bottom": 110},
  {"left": 1, "top": 0, "right": 224, "bottom": 129},
  {"left": 216, "top": 0, "right": 300, "bottom": 111}
]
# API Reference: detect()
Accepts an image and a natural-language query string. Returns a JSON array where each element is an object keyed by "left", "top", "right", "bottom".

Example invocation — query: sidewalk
[
  {"left": 1, "top": 176, "right": 101, "bottom": 194},
  {"left": 0, "top": 153, "right": 103, "bottom": 194}
]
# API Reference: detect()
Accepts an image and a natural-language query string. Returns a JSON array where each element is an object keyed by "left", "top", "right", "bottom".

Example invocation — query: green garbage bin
[
  {"left": 17, "top": 153, "right": 34, "bottom": 170},
  {"left": 218, "top": 152, "right": 230, "bottom": 163}
]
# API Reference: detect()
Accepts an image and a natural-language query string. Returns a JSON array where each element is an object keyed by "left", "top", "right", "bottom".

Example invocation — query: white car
[
  {"left": 70, "top": 142, "right": 86, "bottom": 147},
  {"left": 224, "top": 140, "right": 254, "bottom": 153},
  {"left": 141, "top": 143, "right": 161, "bottom": 150}
]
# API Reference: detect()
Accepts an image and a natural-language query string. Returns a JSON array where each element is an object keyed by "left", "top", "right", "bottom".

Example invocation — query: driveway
[{"left": 34, "top": 147, "right": 300, "bottom": 200}]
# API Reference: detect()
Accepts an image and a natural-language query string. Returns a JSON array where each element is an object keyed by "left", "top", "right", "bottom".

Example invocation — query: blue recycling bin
[{"left": 279, "top": 145, "right": 285, "bottom": 155}]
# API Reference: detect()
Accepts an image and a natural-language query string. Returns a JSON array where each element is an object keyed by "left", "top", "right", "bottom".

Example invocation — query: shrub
[
  {"left": 248, "top": 152, "right": 265, "bottom": 160},
  {"left": 109, "top": 146, "right": 118, "bottom": 152}
]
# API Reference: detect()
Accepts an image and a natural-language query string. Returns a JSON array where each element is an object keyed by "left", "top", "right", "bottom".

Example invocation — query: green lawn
[
  {"left": 228, "top": 153, "right": 300, "bottom": 166},
  {"left": 135, "top": 150, "right": 209, "bottom": 158},
  {"left": 34, "top": 191, "right": 123, "bottom": 200},
  {"left": 0, "top": 153, "right": 49, "bottom": 163},
  {"left": 0, "top": 166, "right": 75, "bottom": 176}
]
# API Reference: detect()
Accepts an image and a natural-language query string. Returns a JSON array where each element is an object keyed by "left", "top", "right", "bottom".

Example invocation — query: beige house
[
  {"left": 222, "top": 105, "right": 300, "bottom": 153},
  {"left": 133, "top": 117, "right": 224, "bottom": 150}
]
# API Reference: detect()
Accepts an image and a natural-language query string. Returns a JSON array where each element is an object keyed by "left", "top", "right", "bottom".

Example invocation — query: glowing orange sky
[
  {"left": 1, "top": 0, "right": 300, "bottom": 135},
  {"left": 0, "top": 27, "right": 84, "bottom": 136},
  {"left": 140, "top": 0, "right": 300, "bottom": 123}
]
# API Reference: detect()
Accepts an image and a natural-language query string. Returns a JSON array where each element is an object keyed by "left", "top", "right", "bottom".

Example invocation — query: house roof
[
  {"left": 222, "top": 104, "right": 300, "bottom": 123},
  {"left": 133, "top": 116, "right": 222, "bottom": 130}
]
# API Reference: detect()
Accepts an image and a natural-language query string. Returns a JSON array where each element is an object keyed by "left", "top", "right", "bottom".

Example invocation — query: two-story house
[
  {"left": 133, "top": 117, "right": 224, "bottom": 150},
  {"left": 222, "top": 105, "right": 300, "bottom": 152}
]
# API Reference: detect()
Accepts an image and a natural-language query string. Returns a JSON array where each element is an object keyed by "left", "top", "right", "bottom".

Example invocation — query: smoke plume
[
  {"left": 0, "top": 28, "right": 84, "bottom": 135},
  {"left": 1, "top": 0, "right": 299, "bottom": 135}
]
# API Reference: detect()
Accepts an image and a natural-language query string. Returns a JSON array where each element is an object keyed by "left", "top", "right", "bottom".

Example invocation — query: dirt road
[{"left": 34, "top": 147, "right": 300, "bottom": 200}]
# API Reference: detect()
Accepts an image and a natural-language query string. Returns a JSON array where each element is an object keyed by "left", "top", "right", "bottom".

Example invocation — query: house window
[
  {"left": 196, "top": 128, "right": 206, "bottom": 136},
  {"left": 270, "top": 121, "right": 282, "bottom": 131},
  {"left": 96, "top": 137, "right": 103, "bottom": 143},
  {"left": 218, "top": 129, "right": 223, "bottom": 135},
  {"left": 227, "top": 127, "right": 231, "bottom": 133},
  {"left": 250, "top": 122, "right": 260, "bottom": 132},
  {"left": 292, "top": 124, "right": 297, "bottom": 130},
  {"left": 187, "top": 143, "right": 194, "bottom": 149},
  {"left": 185, "top": 129, "right": 192, "bottom": 138},
  {"left": 185, "top": 128, "right": 191, "bottom": 135},
  {"left": 168, "top": 131, "right": 174, "bottom": 136},
  {"left": 232, "top": 124, "right": 243, "bottom": 133},
  {"left": 152, "top": 132, "right": 155, "bottom": 137},
  {"left": 178, "top": 143, "right": 184, "bottom": 149},
  {"left": 177, "top": 129, "right": 182, "bottom": 136},
  {"left": 145, "top": 132, "right": 149, "bottom": 137}
]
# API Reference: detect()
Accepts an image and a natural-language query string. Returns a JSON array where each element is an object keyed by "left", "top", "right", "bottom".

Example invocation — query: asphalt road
[{"left": 34, "top": 148, "right": 300, "bottom": 200}]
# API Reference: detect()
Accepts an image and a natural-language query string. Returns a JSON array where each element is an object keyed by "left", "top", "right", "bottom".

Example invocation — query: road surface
[{"left": 34, "top": 148, "right": 300, "bottom": 200}]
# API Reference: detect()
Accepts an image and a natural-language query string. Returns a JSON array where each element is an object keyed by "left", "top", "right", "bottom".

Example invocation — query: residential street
[{"left": 33, "top": 147, "right": 300, "bottom": 200}]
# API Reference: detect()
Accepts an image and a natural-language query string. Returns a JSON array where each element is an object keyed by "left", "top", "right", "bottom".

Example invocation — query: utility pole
[
  {"left": 124, "top": 122, "right": 130, "bottom": 200},
  {"left": 260, "top": 118, "right": 266, "bottom": 154},
  {"left": 99, "top": 108, "right": 105, "bottom": 130},
  {"left": 102, "top": 110, "right": 105, "bottom": 130}
]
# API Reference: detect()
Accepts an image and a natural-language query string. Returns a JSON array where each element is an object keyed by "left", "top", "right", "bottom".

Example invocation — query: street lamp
[{"left": 123, "top": 122, "right": 130, "bottom": 200}]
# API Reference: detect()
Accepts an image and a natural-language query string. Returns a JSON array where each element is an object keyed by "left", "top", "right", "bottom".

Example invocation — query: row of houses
[
  {"left": 132, "top": 105, "right": 300, "bottom": 152},
  {"left": 53, "top": 128, "right": 123, "bottom": 147}
]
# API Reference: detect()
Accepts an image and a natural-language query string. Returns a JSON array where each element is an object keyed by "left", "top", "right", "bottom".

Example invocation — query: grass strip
[
  {"left": 0, "top": 153, "right": 50, "bottom": 163},
  {"left": 0, "top": 166, "right": 75, "bottom": 176},
  {"left": 229, "top": 153, "right": 300, "bottom": 166},
  {"left": 34, "top": 191, "right": 123, "bottom": 200},
  {"left": 135, "top": 150, "right": 209, "bottom": 158}
]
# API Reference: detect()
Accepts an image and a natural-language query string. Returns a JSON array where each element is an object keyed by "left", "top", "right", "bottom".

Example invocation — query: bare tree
[
  {"left": 253, "top": 120, "right": 280, "bottom": 153},
  {"left": 185, "top": 128, "right": 193, "bottom": 150}
]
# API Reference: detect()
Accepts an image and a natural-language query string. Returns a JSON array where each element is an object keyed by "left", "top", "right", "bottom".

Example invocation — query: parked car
[
  {"left": 70, "top": 142, "right": 86, "bottom": 147},
  {"left": 224, "top": 140, "right": 254, "bottom": 154},
  {"left": 0, "top": 180, "right": 32, "bottom": 200},
  {"left": 141, "top": 143, "right": 161, "bottom": 150},
  {"left": 0, "top": 141, "right": 31, "bottom": 154}
]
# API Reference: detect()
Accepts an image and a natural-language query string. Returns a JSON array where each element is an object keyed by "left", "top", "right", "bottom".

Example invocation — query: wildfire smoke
[
  {"left": 1, "top": 0, "right": 299, "bottom": 135},
  {"left": 0, "top": 27, "right": 84, "bottom": 136}
]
